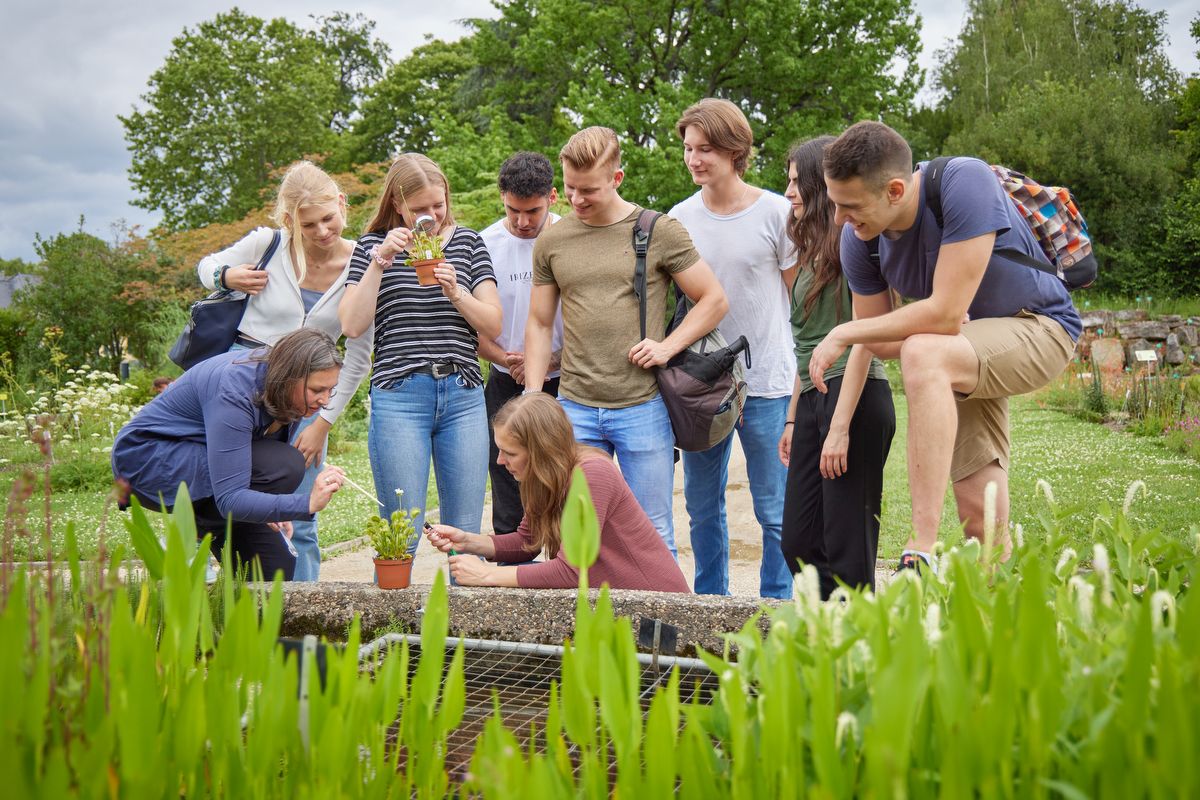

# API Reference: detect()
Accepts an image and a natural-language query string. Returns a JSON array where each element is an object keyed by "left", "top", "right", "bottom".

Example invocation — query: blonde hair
[
  {"left": 675, "top": 98, "right": 754, "bottom": 175},
  {"left": 493, "top": 393, "right": 605, "bottom": 560},
  {"left": 272, "top": 161, "right": 343, "bottom": 284},
  {"left": 559, "top": 126, "right": 621, "bottom": 174},
  {"left": 365, "top": 153, "right": 455, "bottom": 235}
]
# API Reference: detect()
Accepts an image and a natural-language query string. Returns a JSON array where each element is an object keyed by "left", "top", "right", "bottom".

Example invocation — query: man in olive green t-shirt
[{"left": 523, "top": 126, "right": 729, "bottom": 555}]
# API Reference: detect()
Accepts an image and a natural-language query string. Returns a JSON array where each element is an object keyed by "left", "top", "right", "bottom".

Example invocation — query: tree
[
  {"left": 17, "top": 225, "right": 177, "bottom": 373},
  {"left": 462, "top": 0, "right": 922, "bottom": 208},
  {"left": 1153, "top": 15, "right": 1200, "bottom": 295},
  {"left": 339, "top": 37, "right": 479, "bottom": 166},
  {"left": 312, "top": 12, "right": 392, "bottom": 133},
  {"left": 934, "top": 0, "right": 1183, "bottom": 292},
  {"left": 120, "top": 10, "right": 340, "bottom": 230}
]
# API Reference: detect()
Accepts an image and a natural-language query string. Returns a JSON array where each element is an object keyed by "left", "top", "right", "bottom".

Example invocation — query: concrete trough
[{"left": 280, "top": 582, "right": 784, "bottom": 657}]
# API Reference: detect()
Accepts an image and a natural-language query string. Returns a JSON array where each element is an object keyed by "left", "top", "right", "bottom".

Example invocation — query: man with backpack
[
  {"left": 669, "top": 99, "right": 795, "bottom": 599},
  {"left": 811, "top": 121, "right": 1082, "bottom": 572},
  {"left": 523, "top": 126, "right": 729, "bottom": 557}
]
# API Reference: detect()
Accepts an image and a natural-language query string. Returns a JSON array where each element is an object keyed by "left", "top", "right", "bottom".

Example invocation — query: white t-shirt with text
[{"left": 481, "top": 215, "right": 564, "bottom": 377}]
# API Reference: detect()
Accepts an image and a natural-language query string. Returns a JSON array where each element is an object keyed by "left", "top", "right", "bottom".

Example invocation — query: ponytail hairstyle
[
  {"left": 492, "top": 393, "right": 595, "bottom": 559},
  {"left": 364, "top": 153, "right": 455, "bottom": 235},
  {"left": 786, "top": 136, "right": 844, "bottom": 319},
  {"left": 272, "top": 161, "right": 344, "bottom": 284}
]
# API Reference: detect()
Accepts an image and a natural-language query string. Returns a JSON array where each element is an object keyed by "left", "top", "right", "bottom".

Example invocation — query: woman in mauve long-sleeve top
[{"left": 425, "top": 393, "right": 689, "bottom": 592}]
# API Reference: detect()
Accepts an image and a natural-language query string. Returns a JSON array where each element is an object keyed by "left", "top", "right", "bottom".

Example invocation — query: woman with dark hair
[
  {"left": 778, "top": 137, "right": 896, "bottom": 598},
  {"left": 339, "top": 154, "right": 502, "bottom": 556},
  {"left": 112, "top": 329, "right": 347, "bottom": 580},
  {"left": 423, "top": 393, "right": 689, "bottom": 592}
]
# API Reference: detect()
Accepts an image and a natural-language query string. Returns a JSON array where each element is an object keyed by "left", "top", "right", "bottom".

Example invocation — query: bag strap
[
  {"left": 923, "top": 156, "right": 1057, "bottom": 278},
  {"left": 632, "top": 208, "right": 662, "bottom": 341},
  {"left": 256, "top": 230, "right": 282, "bottom": 272}
]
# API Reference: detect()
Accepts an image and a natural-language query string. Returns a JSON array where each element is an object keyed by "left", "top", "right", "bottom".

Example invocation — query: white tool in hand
[{"left": 323, "top": 463, "right": 384, "bottom": 507}]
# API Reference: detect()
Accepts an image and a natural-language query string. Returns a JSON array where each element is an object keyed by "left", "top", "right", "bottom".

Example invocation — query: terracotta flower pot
[
  {"left": 373, "top": 557, "right": 414, "bottom": 589},
  {"left": 408, "top": 257, "right": 444, "bottom": 287}
]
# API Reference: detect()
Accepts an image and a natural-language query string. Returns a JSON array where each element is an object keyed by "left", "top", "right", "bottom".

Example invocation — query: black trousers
[
  {"left": 483, "top": 368, "right": 560, "bottom": 533},
  {"left": 132, "top": 438, "right": 305, "bottom": 581},
  {"left": 781, "top": 377, "right": 896, "bottom": 599}
]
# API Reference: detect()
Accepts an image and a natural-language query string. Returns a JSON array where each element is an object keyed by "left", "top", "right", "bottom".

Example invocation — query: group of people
[{"left": 112, "top": 99, "right": 1080, "bottom": 598}]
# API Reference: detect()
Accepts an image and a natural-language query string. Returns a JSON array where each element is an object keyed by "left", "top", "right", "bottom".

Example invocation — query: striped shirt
[{"left": 347, "top": 226, "right": 496, "bottom": 388}]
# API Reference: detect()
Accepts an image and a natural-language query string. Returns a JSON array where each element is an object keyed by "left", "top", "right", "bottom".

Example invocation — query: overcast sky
[{"left": 0, "top": 0, "right": 1196, "bottom": 263}]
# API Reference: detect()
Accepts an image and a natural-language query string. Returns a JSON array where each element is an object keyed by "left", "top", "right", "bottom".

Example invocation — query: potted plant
[
  {"left": 368, "top": 490, "right": 421, "bottom": 589},
  {"left": 398, "top": 186, "right": 446, "bottom": 287},
  {"left": 405, "top": 225, "right": 446, "bottom": 287}
]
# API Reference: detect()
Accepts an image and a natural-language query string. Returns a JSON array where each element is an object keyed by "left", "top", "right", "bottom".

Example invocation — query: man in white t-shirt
[
  {"left": 669, "top": 99, "right": 796, "bottom": 599},
  {"left": 479, "top": 152, "right": 563, "bottom": 533}
]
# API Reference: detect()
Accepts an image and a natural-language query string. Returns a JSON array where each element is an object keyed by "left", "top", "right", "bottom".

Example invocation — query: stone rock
[
  {"left": 1089, "top": 338, "right": 1126, "bottom": 372},
  {"left": 1165, "top": 334, "right": 1187, "bottom": 365},
  {"left": 1116, "top": 321, "right": 1170, "bottom": 341},
  {"left": 1080, "top": 310, "right": 1114, "bottom": 333},
  {"left": 1125, "top": 338, "right": 1159, "bottom": 368},
  {"left": 278, "top": 582, "right": 783, "bottom": 657},
  {"left": 1177, "top": 326, "right": 1198, "bottom": 347},
  {"left": 1114, "top": 309, "right": 1148, "bottom": 322},
  {"left": 1160, "top": 315, "right": 1183, "bottom": 325}
]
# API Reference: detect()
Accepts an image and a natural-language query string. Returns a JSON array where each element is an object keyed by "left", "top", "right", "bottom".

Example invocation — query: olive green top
[{"left": 790, "top": 268, "right": 887, "bottom": 394}]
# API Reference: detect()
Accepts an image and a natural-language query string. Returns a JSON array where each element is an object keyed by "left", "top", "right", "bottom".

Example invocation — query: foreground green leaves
[{"left": 3, "top": 480, "right": 1198, "bottom": 797}]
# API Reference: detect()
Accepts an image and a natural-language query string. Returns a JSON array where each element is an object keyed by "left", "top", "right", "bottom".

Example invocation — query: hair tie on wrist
[
  {"left": 218, "top": 265, "right": 230, "bottom": 289},
  {"left": 784, "top": 420, "right": 795, "bottom": 426}
]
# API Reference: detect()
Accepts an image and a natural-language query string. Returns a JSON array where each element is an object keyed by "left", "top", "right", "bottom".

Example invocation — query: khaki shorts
[{"left": 951, "top": 311, "right": 1075, "bottom": 482}]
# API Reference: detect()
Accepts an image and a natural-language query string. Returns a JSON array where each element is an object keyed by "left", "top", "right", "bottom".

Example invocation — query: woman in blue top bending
[{"left": 112, "top": 329, "right": 347, "bottom": 580}]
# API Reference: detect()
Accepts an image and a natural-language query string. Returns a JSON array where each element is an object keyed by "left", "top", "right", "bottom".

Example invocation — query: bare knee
[{"left": 900, "top": 335, "right": 953, "bottom": 393}]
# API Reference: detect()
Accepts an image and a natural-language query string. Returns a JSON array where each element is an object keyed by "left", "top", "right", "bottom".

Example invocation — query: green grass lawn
[
  {"left": 4, "top": 390, "right": 1199, "bottom": 562},
  {"left": 878, "top": 392, "right": 1200, "bottom": 558}
]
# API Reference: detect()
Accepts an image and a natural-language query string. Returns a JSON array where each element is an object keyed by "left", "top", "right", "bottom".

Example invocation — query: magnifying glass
[{"left": 413, "top": 214, "right": 436, "bottom": 234}]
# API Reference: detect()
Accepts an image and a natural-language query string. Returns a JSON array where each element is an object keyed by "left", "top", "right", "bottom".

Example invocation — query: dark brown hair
[
  {"left": 788, "top": 136, "right": 843, "bottom": 319},
  {"left": 822, "top": 121, "right": 912, "bottom": 191},
  {"left": 252, "top": 329, "right": 343, "bottom": 422},
  {"left": 675, "top": 98, "right": 754, "bottom": 175}
]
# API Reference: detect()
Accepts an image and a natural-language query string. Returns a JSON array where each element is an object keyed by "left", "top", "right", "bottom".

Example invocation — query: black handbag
[{"left": 168, "top": 231, "right": 281, "bottom": 370}]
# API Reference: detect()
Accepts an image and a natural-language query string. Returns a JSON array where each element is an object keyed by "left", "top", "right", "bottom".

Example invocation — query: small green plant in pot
[{"left": 368, "top": 489, "right": 421, "bottom": 589}]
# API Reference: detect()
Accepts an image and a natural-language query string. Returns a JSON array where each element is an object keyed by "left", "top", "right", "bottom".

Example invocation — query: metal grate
[{"left": 361, "top": 635, "right": 719, "bottom": 780}]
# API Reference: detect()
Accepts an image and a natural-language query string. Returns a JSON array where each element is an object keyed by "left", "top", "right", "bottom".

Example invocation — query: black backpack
[{"left": 632, "top": 209, "right": 749, "bottom": 452}]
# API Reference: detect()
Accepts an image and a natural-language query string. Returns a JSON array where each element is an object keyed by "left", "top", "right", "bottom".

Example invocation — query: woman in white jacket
[{"left": 196, "top": 161, "right": 372, "bottom": 581}]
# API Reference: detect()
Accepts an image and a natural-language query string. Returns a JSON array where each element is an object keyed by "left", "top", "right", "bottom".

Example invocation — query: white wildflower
[
  {"left": 835, "top": 712, "right": 858, "bottom": 748},
  {"left": 1055, "top": 547, "right": 1077, "bottom": 578},
  {"left": 1123, "top": 480, "right": 1146, "bottom": 515},
  {"left": 1069, "top": 576, "right": 1094, "bottom": 625},
  {"left": 1036, "top": 479, "right": 1055, "bottom": 505},
  {"left": 1092, "top": 544, "right": 1113, "bottom": 607},
  {"left": 1149, "top": 591, "right": 1175, "bottom": 631},
  {"left": 923, "top": 602, "right": 942, "bottom": 646}
]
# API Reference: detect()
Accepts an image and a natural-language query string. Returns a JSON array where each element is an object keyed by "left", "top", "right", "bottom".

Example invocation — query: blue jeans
[
  {"left": 288, "top": 413, "right": 325, "bottom": 582},
  {"left": 368, "top": 374, "right": 489, "bottom": 558},
  {"left": 559, "top": 395, "right": 677, "bottom": 556},
  {"left": 682, "top": 395, "right": 792, "bottom": 599}
]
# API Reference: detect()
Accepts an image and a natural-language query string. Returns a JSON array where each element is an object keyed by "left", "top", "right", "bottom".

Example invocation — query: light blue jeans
[
  {"left": 289, "top": 413, "right": 325, "bottom": 581},
  {"left": 368, "top": 373, "right": 489, "bottom": 557},
  {"left": 559, "top": 395, "right": 677, "bottom": 556},
  {"left": 682, "top": 395, "right": 792, "bottom": 599}
]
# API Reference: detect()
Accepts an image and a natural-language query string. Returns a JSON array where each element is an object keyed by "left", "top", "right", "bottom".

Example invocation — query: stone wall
[{"left": 1076, "top": 309, "right": 1199, "bottom": 373}]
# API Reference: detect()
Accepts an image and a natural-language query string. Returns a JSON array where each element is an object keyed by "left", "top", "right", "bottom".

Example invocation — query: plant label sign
[{"left": 1134, "top": 350, "right": 1158, "bottom": 362}]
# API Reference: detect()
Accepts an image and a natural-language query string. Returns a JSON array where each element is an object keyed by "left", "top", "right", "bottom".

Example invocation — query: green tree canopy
[
  {"left": 934, "top": 0, "right": 1184, "bottom": 292},
  {"left": 120, "top": 10, "right": 341, "bottom": 230},
  {"left": 463, "top": 0, "right": 923, "bottom": 208},
  {"left": 18, "top": 226, "right": 176, "bottom": 373}
]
